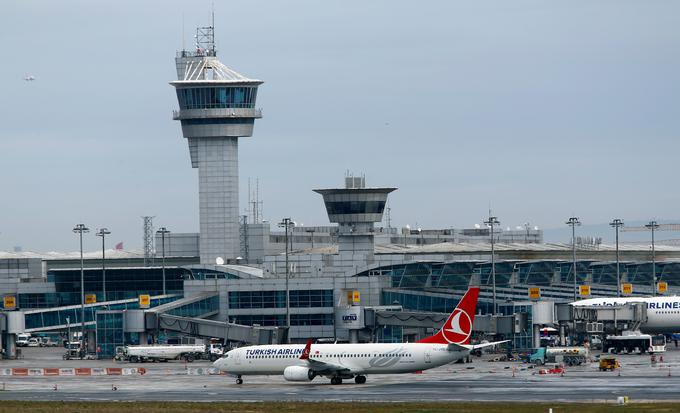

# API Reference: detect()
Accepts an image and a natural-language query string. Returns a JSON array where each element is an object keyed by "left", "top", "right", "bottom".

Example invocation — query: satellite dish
[
  {"left": 534, "top": 226, "right": 539, "bottom": 230},
  {"left": 474, "top": 224, "right": 481, "bottom": 229},
  {"left": 506, "top": 227, "right": 511, "bottom": 231},
  {"left": 215, "top": 257, "right": 225, "bottom": 265}
]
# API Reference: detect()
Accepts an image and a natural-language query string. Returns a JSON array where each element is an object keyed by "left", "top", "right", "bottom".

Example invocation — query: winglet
[{"left": 300, "top": 339, "right": 312, "bottom": 360}]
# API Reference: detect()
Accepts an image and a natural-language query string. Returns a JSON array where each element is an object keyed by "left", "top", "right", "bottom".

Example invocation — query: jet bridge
[
  {"left": 156, "top": 314, "right": 286, "bottom": 345},
  {"left": 142, "top": 293, "right": 286, "bottom": 345},
  {"left": 556, "top": 302, "right": 648, "bottom": 335}
]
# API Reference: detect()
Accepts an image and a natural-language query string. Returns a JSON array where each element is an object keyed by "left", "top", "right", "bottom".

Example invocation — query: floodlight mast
[
  {"left": 72, "top": 223, "right": 89, "bottom": 356},
  {"left": 645, "top": 221, "right": 660, "bottom": 295},
  {"left": 566, "top": 217, "right": 581, "bottom": 301},
  {"left": 484, "top": 215, "right": 500, "bottom": 314},
  {"left": 609, "top": 219, "right": 624, "bottom": 297}
]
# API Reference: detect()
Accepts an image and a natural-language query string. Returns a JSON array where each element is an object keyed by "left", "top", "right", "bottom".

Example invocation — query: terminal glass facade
[
  {"left": 46, "top": 267, "right": 185, "bottom": 307},
  {"left": 376, "top": 325, "right": 403, "bottom": 343},
  {"left": 166, "top": 295, "right": 219, "bottom": 317},
  {"left": 96, "top": 311, "right": 125, "bottom": 358},
  {"left": 229, "top": 290, "right": 333, "bottom": 309},
  {"left": 23, "top": 296, "right": 177, "bottom": 331}
]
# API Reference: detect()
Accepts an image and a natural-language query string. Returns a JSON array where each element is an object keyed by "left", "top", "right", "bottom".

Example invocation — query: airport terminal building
[{"left": 3, "top": 24, "right": 680, "bottom": 358}]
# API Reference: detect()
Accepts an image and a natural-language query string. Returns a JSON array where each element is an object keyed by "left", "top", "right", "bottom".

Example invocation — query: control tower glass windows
[
  {"left": 324, "top": 201, "right": 386, "bottom": 215},
  {"left": 176, "top": 86, "right": 258, "bottom": 109}
]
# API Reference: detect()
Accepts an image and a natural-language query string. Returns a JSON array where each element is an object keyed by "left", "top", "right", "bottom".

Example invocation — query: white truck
[
  {"left": 16, "top": 333, "right": 31, "bottom": 347},
  {"left": 115, "top": 344, "right": 223, "bottom": 363}
]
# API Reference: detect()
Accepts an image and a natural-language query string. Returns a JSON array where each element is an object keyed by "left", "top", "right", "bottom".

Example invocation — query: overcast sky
[{"left": 1, "top": 1, "right": 679, "bottom": 252}]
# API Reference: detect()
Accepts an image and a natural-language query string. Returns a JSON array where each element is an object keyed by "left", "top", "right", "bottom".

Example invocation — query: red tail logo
[
  {"left": 418, "top": 287, "right": 479, "bottom": 345},
  {"left": 300, "top": 339, "right": 312, "bottom": 360}
]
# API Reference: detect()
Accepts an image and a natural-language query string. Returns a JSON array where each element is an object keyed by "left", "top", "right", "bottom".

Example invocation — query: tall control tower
[{"left": 171, "top": 22, "right": 263, "bottom": 265}]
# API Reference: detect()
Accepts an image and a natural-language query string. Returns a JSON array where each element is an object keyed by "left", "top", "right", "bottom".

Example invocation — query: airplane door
[
  {"left": 424, "top": 350, "right": 432, "bottom": 364},
  {"left": 234, "top": 351, "right": 242, "bottom": 365}
]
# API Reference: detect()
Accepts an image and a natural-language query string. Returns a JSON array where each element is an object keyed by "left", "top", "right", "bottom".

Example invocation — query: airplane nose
[{"left": 213, "top": 358, "right": 225, "bottom": 370}]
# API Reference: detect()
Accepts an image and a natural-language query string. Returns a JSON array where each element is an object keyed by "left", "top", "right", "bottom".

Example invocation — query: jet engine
[{"left": 283, "top": 365, "right": 316, "bottom": 382}]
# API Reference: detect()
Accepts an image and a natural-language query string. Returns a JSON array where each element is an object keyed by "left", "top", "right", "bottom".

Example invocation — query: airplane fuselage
[{"left": 215, "top": 342, "right": 468, "bottom": 376}]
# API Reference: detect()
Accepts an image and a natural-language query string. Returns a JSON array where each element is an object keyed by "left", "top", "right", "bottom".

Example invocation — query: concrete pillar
[
  {"left": 6, "top": 333, "right": 17, "bottom": 359},
  {"left": 138, "top": 332, "right": 148, "bottom": 345},
  {"left": 349, "top": 329, "right": 359, "bottom": 344},
  {"left": 559, "top": 324, "right": 566, "bottom": 346},
  {"left": 87, "top": 330, "right": 96, "bottom": 353},
  {"left": 533, "top": 325, "right": 541, "bottom": 349}
]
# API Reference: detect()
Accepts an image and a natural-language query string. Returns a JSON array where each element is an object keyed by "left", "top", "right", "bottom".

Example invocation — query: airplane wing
[
  {"left": 447, "top": 340, "right": 509, "bottom": 352},
  {"left": 299, "top": 339, "right": 354, "bottom": 375},
  {"left": 306, "top": 357, "right": 352, "bottom": 374}
]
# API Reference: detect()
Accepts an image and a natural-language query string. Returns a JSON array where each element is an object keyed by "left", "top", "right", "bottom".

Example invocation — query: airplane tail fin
[
  {"left": 300, "top": 339, "right": 312, "bottom": 360},
  {"left": 417, "top": 287, "right": 480, "bottom": 345}
]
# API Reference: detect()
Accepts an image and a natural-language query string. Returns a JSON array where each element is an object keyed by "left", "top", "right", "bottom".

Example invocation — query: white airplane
[
  {"left": 24, "top": 75, "right": 35, "bottom": 81},
  {"left": 572, "top": 295, "right": 680, "bottom": 333},
  {"left": 214, "top": 287, "right": 506, "bottom": 385}
]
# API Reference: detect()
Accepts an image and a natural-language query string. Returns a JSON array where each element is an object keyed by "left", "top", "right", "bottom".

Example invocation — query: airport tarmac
[{"left": 2, "top": 347, "right": 680, "bottom": 402}]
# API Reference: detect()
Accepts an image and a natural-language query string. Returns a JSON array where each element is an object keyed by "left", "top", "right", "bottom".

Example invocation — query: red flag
[{"left": 114, "top": 242, "right": 124, "bottom": 250}]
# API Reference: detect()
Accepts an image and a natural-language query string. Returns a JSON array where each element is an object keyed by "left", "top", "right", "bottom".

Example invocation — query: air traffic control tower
[
  {"left": 171, "top": 24, "right": 263, "bottom": 265},
  {"left": 314, "top": 176, "right": 396, "bottom": 262}
]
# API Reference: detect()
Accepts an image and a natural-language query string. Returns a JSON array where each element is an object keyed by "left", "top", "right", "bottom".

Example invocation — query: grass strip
[{"left": 1, "top": 402, "right": 680, "bottom": 413}]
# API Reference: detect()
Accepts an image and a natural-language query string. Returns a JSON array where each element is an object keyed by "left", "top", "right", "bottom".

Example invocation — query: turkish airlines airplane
[
  {"left": 572, "top": 296, "right": 680, "bottom": 333},
  {"left": 213, "top": 287, "right": 506, "bottom": 385}
]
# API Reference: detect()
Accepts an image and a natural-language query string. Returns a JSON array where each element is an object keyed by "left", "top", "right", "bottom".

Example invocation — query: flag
[{"left": 114, "top": 242, "right": 124, "bottom": 250}]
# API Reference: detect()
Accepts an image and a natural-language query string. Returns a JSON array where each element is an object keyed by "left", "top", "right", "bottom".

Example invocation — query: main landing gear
[
  {"left": 331, "top": 375, "right": 366, "bottom": 385},
  {"left": 235, "top": 375, "right": 243, "bottom": 385}
]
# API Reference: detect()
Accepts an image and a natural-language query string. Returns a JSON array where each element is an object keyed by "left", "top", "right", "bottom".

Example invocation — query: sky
[{"left": 1, "top": 0, "right": 679, "bottom": 252}]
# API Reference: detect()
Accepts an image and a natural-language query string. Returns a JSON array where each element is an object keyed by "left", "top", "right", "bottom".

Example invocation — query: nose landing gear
[{"left": 235, "top": 376, "right": 243, "bottom": 385}]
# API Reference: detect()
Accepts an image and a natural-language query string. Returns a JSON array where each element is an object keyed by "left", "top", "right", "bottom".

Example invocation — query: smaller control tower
[
  {"left": 314, "top": 176, "right": 396, "bottom": 261},
  {"left": 171, "top": 21, "right": 263, "bottom": 265}
]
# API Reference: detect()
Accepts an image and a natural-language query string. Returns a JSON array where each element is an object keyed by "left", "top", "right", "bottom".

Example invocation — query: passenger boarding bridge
[{"left": 1, "top": 292, "right": 285, "bottom": 359}]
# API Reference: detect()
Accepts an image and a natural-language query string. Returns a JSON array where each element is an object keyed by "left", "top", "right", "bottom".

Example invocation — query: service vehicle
[
  {"left": 603, "top": 332, "right": 666, "bottom": 354},
  {"left": 62, "top": 342, "right": 84, "bottom": 360},
  {"left": 26, "top": 338, "right": 40, "bottom": 347},
  {"left": 599, "top": 356, "right": 619, "bottom": 371},
  {"left": 15, "top": 333, "right": 31, "bottom": 347},
  {"left": 39, "top": 337, "right": 59, "bottom": 347},
  {"left": 115, "top": 344, "right": 219, "bottom": 363},
  {"left": 528, "top": 346, "right": 588, "bottom": 366}
]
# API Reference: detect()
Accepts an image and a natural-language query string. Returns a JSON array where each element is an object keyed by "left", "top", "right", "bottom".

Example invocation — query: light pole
[
  {"left": 278, "top": 218, "right": 294, "bottom": 342},
  {"left": 156, "top": 227, "right": 170, "bottom": 295},
  {"left": 73, "top": 223, "right": 89, "bottom": 355},
  {"left": 645, "top": 221, "right": 660, "bottom": 295},
  {"left": 95, "top": 228, "right": 110, "bottom": 302},
  {"left": 65, "top": 316, "right": 71, "bottom": 345},
  {"left": 566, "top": 217, "right": 581, "bottom": 301},
  {"left": 305, "top": 228, "right": 316, "bottom": 249},
  {"left": 484, "top": 215, "right": 500, "bottom": 314},
  {"left": 609, "top": 219, "right": 624, "bottom": 297}
]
